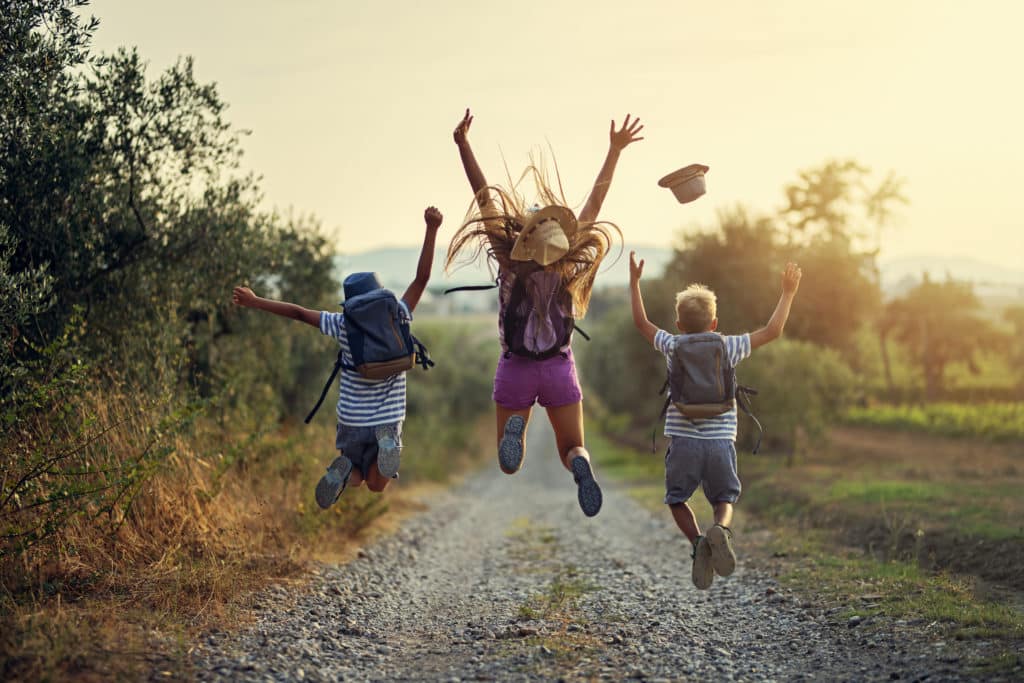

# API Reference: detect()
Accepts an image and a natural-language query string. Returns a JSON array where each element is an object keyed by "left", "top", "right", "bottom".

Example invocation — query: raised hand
[
  {"left": 609, "top": 114, "right": 644, "bottom": 151},
  {"left": 232, "top": 286, "right": 257, "bottom": 307},
  {"left": 629, "top": 251, "right": 645, "bottom": 283},
  {"left": 781, "top": 262, "right": 802, "bottom": 294},
  {"left": 453, "top": 108, "right": 473, "bottom": 146},
  {"left": 424, "top": 206, "right": 443, "bottom": 231}
]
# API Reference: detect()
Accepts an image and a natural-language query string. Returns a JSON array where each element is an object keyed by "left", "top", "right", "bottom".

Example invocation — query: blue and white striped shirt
[
  {"left": 654, "top": 329, "right": 751, "bottom": 440},
  {"left": 319, "top": 301, "right": 411, "bottom": 427}
]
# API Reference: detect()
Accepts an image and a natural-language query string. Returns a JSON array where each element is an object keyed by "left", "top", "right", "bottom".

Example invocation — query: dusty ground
[{"left": 186, "top": 420, "right": 1017, "bottom": 682}]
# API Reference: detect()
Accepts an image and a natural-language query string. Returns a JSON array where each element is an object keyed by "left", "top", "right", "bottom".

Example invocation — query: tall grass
[{"left": 1, "top": 315, "right": 495, "bottom": 680}]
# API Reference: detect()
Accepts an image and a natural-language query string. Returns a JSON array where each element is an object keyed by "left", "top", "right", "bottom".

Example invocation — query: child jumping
[
  {"left": 628, "top": 251, "right": 802, "bottom": 588},
  {"left": 446, "top": 109, "right": 643, "bottom": 518},
  {"left": 232, "top": 206, "right": 442, "bottom": 508}
]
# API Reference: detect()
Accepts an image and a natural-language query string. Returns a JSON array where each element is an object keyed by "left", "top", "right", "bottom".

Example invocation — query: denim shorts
[
  {"left": 335, "top": 421, "right": 402, "bottom": 479},
  {"left": 664, "top": 437, "right": 741, "bottom": 505},
  {"left": 492, "top": 348, "right": 583, "bottom": 410}
]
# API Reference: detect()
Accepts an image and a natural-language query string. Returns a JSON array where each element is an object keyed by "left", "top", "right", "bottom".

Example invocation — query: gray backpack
[{"left": 660, "top": 332, "right": 763, "bottom": 453}]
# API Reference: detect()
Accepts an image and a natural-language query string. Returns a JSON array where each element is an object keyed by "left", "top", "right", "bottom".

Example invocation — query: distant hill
[
  {"left": 878, "top": 254, "right": 1024, "bottom": 300},
  {"left": 333, "top": 245, "right": 676, "bottom": 294},
  {"left": 332, "top": 248, "right": 1024, "bottom": 305}
]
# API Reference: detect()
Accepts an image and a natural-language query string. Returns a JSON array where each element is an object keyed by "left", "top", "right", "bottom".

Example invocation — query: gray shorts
[
  {"left": 664, "top": 437, "right": 741, "bottom": 505},
  {"left": 335, "top": 421, "right": 403, "bottom": 479}
]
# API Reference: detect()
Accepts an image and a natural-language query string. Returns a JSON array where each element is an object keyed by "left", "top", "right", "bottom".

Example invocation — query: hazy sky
[{"left": 89, "top": 1, "right": 1023, "bottom": 268}]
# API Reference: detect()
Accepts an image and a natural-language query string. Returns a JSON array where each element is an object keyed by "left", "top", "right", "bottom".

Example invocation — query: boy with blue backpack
[
  {"left": 232, "top": 206, "right": 442, "bottom": 508},
  {"left": 628, "top": 251, "right": 802, "bottom": 589}
]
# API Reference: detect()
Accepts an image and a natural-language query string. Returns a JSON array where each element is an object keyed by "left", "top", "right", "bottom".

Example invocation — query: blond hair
[
  {"left": 675, "top": 284, "right": 717, "bottom": 333},
  {"left": 445, "top": 162, "right": 620, "bottom": 317}
]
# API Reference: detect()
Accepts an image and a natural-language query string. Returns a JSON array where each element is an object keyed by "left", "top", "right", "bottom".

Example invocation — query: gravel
[{"left": 187, "top": 419, "right": 1006, "bottom": 682}]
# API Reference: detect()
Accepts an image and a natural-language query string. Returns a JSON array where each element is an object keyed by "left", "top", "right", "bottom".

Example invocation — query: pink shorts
[{"left": 492, "top": 349, "right": 583, "bottom": 410}]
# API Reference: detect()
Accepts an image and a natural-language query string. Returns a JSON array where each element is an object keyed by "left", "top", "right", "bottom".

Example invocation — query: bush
[{"left": 737, "top": 338, "right": 858, "bottom": 453}]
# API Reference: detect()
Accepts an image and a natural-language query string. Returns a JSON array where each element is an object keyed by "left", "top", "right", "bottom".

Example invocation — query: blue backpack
[{"left": 305, "top": 274, "right": 432, "bottom": 423}]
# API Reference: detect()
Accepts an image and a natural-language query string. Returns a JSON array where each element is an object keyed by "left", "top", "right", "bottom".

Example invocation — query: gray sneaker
[
  {"left": 706, "top": 524, "right": 737, "bottom": 576},
  {"left": 375, "top": 424, "right": 402, "bottom": 479},
  {"left": 691, "top": 535, "right": 714, "bottom": 590},
  {"left": 570, "top": 455, "right": 603, "bottom": 517},
  {"left": 498, "top": 415, "right": 526, "bottom": 474},
  {"left": 315, "top": 455, "right": 353, "bottom": 510}
]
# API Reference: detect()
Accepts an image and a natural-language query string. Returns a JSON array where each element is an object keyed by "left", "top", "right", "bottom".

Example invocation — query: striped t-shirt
[
  {"left": 654, "top": 329, "right": 751, "bottom": 440},
  {"left": 319, "top": 301, "right": 411, "bottom": 426}
]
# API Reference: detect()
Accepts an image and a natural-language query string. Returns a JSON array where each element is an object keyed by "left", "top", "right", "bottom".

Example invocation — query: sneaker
[
  {"left": 498, "top": 415, "right": 526, "bottom": 474},
  {"left": 315, "top": 455, "right": 353, "bottom": 510},
  {"left": 375, "top": 424, "right": 402, "bottom": 479},
  {"left": 691, "top": 535, "right": 714, "bottom": 590},
  {"left": 706, "top": 524, "right": 737, "bottom": 577},
  {"left": 570, "top": 455, "right": 603, "bottom": 517}
]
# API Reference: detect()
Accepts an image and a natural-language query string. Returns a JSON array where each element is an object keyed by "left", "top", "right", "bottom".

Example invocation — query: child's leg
[
  {"left": 713, "top": 501, "right": 733, "bottom": 528},
  {"left": 544, "top": 401, "right": 584, "bottom": 470},
  {"left": 546, "top": 401, "right": 602, "bottom": 517},
  {"left": 669, "top": 502, "right": 701, "bottom": 544},
  {"left": 363, "top": 463, "right": 391, "bottom": 493}
]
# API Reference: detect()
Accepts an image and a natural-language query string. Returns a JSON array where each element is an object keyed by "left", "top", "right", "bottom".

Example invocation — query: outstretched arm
[
  {"left": 401, "top": 206, "right": 443, "bottom": 313},
  {"left": 749, "top": 262, "right": 802, "bottom": 350},
  {"left": 453, "top": 108, "right": 494, "bottom": 214},
  {"left": 629, "top": 251, "right": 658, "bottom": 344},
  {"left": 232, "top": 287, "right": 320, "bottom": 328},
  {"left": 578, "top": 114, "right": 645, "bottom": 224}
]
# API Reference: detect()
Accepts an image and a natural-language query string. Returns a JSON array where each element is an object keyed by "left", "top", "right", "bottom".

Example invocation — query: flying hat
[
  {"left": 658, "top": 164, "right": 710, "bottom": 204},
  {"left": 509, "top": 205, "right": 578, "bottom": 266},
  {"left": 343, "top": 271, "right": 383, "bottom": 300}
]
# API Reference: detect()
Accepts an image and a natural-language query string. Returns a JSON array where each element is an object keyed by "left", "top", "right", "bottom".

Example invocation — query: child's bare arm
[
  {"left": 232, "top": 286, "right": 320, "bottom": 328},
  {"left": 578, "top": 114, "right": 645, "bottom": 224},
  {"left": 749, "top": 262, "right": 802, "bottom": 350},
  {"left": 629, "top": 251, "right": 658, "bottom": 344},
  {"left": 401, "top": 206, "right": 443, "bottom": 313},
  {"left": 453, "top": 109, "right": 494, "bottom": 215}
]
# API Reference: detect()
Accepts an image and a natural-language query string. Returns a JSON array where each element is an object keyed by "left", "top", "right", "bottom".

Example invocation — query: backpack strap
[
  {"left": 573, "top": 323, "right": 591, "bottom": 341},
  {"left": 736, "top": 384, "right": 763, "bottom": 454},
  {"left": 411, "top": 334, "right": 434, "bottom": 371},
  {"left": 443, "top": 279, "right": 499, "bottom": 295},
  {"left": 305, "top": 347, "right": 345, "bottom": 424}
]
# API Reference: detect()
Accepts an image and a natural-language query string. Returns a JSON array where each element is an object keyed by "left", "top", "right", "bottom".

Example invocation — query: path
[{"left": 191, "top": 419, "right": 978, "bottom": 682}]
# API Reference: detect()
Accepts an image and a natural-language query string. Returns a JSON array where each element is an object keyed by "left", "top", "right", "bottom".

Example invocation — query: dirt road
[{"left": 192, "top": 419, "right": 979, "bottom": 681}]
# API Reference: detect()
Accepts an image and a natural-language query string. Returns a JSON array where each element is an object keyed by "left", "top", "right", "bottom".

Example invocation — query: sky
[{"left": 88, "top": 0, "right": 1023, "bottom": 269}]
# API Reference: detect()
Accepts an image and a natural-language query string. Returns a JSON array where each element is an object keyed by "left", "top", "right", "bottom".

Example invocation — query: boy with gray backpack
[
  {"left": 628, "top": 251, "right": 802, "bottom": 589},
  {"left": 232, "top": 206, "right": 442, "bottom": 509}
]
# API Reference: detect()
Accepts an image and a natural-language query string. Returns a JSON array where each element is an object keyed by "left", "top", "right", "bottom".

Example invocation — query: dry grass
[{"left": 1, "top": 391, "right": 490, "bottom": 681}]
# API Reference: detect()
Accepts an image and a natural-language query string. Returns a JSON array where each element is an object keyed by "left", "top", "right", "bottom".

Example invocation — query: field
[
  {"left": 843, "top": 402, "right": 1024, "bottom": 442},
  {"left": 589, "top": 423, "right": 1024, "bottom": 664}
]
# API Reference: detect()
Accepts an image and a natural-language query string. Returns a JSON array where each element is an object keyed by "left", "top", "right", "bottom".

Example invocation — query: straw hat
[
  {"left": 510, "top": 205, "right": 578, "bottom": 266},
  {"left": 658, "top": 164, "right": 710, "bottom": 204}
]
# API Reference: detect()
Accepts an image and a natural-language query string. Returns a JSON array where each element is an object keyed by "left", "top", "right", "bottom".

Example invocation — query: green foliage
[
  {"left": 843, "top": 402, "right": 1024, "bottom": 442},
  {"left": 881, "top": 276, "right": 1008, "bottom": 398},
  {"left": 736, "top": 338, "right": 857, "bottom": 452}
]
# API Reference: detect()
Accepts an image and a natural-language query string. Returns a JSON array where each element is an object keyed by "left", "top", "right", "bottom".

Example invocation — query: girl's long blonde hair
[{"left": 445, "top": 162, "right": 621, "bottom": 317}]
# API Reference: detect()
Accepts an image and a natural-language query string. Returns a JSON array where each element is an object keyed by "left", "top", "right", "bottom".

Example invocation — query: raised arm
[
  {"left": 453, "top": 108, "right": 494, "bottom": 214},
  {"left": 578, "top": 114, "right": 645, "bottom": 224},
  {"left": 401, "top": 206, "right": 443, "bottom": 313},
  {"left": 749, "top": 262, "right": 802, "bottom": 350},
  {"left": 232, "top": 287, "right": 320, "bottom": 328},
  {"left": 629, "top": 251, "right": 658, "bottom": 344}
]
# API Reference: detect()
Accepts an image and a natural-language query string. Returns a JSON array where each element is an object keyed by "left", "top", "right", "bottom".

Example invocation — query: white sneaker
[
  {"left": 706, "top": 524, "right": 737, "bottom": 577},
  {"left": 691, "top": 535, "right": 714, "bottom": 590}
]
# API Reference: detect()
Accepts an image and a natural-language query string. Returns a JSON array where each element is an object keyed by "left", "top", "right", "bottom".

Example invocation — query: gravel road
[{"left": 191, "top": 419, "right": 989, "bottom": 682}]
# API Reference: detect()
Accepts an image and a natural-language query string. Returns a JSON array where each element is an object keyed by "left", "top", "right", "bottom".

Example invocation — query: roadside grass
[
  {"left": 1, "top": 415, "right": 491, "bottom": 681},
  {"left": 592, "top": 425, "right": 1024, "bottom": 653}
]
